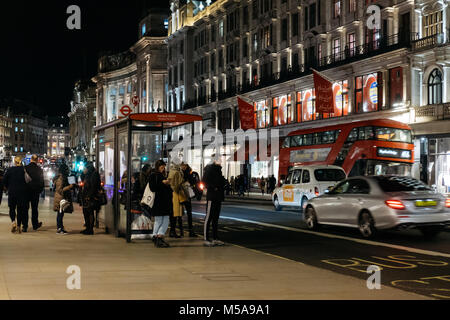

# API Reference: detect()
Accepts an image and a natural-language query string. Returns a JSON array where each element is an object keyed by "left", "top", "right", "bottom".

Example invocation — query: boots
[{"left": 81, "top": 211, "right": 94, "bottom": 235}]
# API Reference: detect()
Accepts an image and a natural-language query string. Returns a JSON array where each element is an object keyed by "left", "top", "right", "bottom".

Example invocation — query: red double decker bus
[{"left": 279, "top": 119, "right": 414, "bottom": 180}]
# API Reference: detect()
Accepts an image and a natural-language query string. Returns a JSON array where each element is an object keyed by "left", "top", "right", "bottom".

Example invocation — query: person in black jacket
[
  {"left": 202, "top": 159, "right": 227, "bottom": 247},
  {"left": 3, "top": 156, "right": 30, "bottom": 233},
  {"left": 180, "top": 162, "right": 197, "bottom": 237},
  {"left": 80, "top": 162, "right": 101, "bottom": 235},
  {"left": 25, "top": 155, "right": 44, "bottom": 230},
  {"left": 149, "top": 160, "right": 172, "bottom": 248}
]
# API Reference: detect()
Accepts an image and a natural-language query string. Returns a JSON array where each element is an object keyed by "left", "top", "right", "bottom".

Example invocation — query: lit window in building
[
  {"left": 349, "top": 0, "right": 356, "bottom": 13},
  {"left": 333, "top": 38, "right": 341, "bottom": 60},
  {"left": 15, "top": 147, "right": 18, "bottom": 152},
  {"left": 254, "top": 100, "right": 270, "bottom": 129},
  {"left": 164, "top": 19, "right": 169, "bottom": 30},
  {"left": 355, "top": 73, "right": 381, "bottom": 113},
  {"left": 334, "top": 0, "right": 341, "bottom": 18},
  {"left": 273, "top": 95, "right": 294, "bottom": 126},
  {"left": 15, "top": 127, "right": 18, "bottom": 132},
  {"left": 428, "top": 68, "right": 443, "bottom": 105},
  {"left": 348, "top": 33, "right": 356, "bottom": 56},
  {"left": 20, "top": 147, "right": 23, "bottom": 152},
  {"left": 423, "top": 11, "right": 443, "bottom": 37},
  {"left": 219, "top": 20, "right": 224, "bottom": 38},
  {"left": 142, "top": 24, "right": 146, "bottom": 36}
]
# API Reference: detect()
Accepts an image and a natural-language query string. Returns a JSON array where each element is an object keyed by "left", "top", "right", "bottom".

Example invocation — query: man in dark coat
[
  {"left": 25, "top": 155, "right": 44, "bottom": 230},
  {"left": 3, "top": 156, "right": 30, "bottom": 233},
  {"left": 202, "top": 159, "right": 227, "bottom": 247}
]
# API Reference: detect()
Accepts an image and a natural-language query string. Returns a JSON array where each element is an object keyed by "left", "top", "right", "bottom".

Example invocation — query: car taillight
[
  {"left": 314, "top": 187, "right": 319, "bottom": 197},
  {"left": 385, "top": 200, "right": 406, "bottom": 210},
  {"left": 446, "top": 198, "right": 450, "bottom": 208},
  {"left": 199, "top": 183, "right": 205, "bottom": 191}
]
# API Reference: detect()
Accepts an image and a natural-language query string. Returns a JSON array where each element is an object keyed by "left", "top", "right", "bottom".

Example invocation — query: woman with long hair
[
  {"left": 53, "top": 164, "right": 76, "bottom": 235},
  {"left": 149, "top": 160, "right": 172, "bottom": 248}
]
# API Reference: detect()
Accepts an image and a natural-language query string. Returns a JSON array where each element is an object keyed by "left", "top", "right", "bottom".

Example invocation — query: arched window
[{"left": 428, "top": 69, "right": 443, "bottom": 105}]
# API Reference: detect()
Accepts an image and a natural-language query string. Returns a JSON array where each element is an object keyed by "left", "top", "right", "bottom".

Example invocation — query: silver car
[{"left": 304, "top": 176, "right": 450, "bottom": 238}]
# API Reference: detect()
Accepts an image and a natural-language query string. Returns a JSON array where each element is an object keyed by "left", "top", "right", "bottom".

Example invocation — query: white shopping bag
[
  {"left": 140, "top": 183, "right": 155, "bottom": 208},
  {"left": 131, "top": 215, "right": 154, "bottom": 240}
]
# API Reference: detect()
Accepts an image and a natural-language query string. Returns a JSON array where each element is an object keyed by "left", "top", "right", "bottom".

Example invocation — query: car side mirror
[{"left": 324, "top": 189, "right": 330, "bottom": 194}]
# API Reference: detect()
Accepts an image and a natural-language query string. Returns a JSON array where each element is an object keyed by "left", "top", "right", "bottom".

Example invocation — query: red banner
[
  {"left": 313, "top": 70, "right": 334, "bottom": 114},
  {"left": 237, "top": 97, "right": 255, "bottom": 130}
]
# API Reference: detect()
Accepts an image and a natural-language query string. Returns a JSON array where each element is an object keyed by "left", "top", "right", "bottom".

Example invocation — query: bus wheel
[{"left": 274, "top": 196, "right": 282, "bottom": 212}]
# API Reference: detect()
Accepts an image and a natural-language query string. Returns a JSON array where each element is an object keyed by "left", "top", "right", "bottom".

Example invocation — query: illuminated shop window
[{"left": 273, "top": 95, "right": 294, "bottom": 126}]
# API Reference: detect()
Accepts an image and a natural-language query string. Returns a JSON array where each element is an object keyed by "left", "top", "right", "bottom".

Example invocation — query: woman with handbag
[
  {"left": 53, "top": 164, "right": 76, "bottom": 235},
  {"left": 80, "top": 162, "right": 101, "bottom": 235},
  {"left": 149, "top": 160, "right": 172, "bottom": 248}
]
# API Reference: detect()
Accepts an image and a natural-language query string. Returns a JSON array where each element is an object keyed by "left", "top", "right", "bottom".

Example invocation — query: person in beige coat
[{"left": 168, "top": 164, "right": 188, "bottom": 238}]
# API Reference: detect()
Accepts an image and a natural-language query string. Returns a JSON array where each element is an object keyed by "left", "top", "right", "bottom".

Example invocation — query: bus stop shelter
[{"left": 94, "top": 113, "right": 203, "bottom": 242}]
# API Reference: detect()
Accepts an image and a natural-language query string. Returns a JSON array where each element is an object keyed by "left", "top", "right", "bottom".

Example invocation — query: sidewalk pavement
[{"left": 0, "top": 196, "right": 430, "bottom": 300}]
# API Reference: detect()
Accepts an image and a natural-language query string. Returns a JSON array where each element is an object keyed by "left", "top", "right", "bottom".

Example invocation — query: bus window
[
  {"left": 292, "top": 135, "right": 303, "bottom": 147},
  {"left": 347, "top": 128, "right": 358, "bottom": 142},
  {"left": 313, "top": 132, "right": 321, "bottom": 144},
  {"left": 375, "top": 127, "right": 412, "bottom": 143},
  {"left": 358, "top": 127, "right": 366, "bottom": 140},
  {"left": 365, "top": 127, "right": 375, "bottom": 139},
  {"left": 305, "top": 134, "right": 313, "bottom": 145},
  {"left": 282, "top": 137, "right": 291, "bottom": 148}
]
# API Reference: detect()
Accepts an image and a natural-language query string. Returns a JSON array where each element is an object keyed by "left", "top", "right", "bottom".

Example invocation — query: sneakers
[
  {"left": 11, "top": 222, "right": 17, "bottom": 233},
  {"left": 33, "top": 222, "right": 43, "bottom": 231},
  {"left": 213, "top": 239, "right": 225, "bottom": 246},
  {"left": 204, "top": 240, "right": 225, "bottom": 247},
  {"left": 204, "top": 240, "right": 215, "bottom": 247},
  {"left": 57, "top": 229, "right": 69, "bottom": 235}
]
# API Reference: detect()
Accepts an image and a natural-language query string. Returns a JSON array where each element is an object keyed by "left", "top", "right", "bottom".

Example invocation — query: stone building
[
  {"left": 167, "top": 0, "right": 450, "bottom": 193},
  {"left": 47, "top": 123, "right": 70, "bottom": 158},
  {"left": 93, "top": 8, "right": 169, "bottom": 126},
  {"left": 68, "top": 80, "right": 97, "bottom": 160}
]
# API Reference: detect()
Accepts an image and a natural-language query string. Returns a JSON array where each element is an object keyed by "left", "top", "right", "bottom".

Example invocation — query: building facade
[
  {"left": 167, "top": 0, "right": 450, "bottom": 193},
  {"left": 47, "top": 124, "right": 70, "bottom": 158},
  {"left": 0, "top": 108, "right": 13, "bottom": 166},
  {"left": 69, "top": 80, "right": 97, "bottom": 160},
  {"left": 93, "top": 8, "right": 169, "bottom": 126},
  {"left": 11, "top": 113, "right": 48, "bottom": 157}
]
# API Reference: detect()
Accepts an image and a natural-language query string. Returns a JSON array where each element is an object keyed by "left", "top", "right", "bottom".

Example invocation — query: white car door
[{"left": 279, "top": 172, "right": 294, "bottom": 206}]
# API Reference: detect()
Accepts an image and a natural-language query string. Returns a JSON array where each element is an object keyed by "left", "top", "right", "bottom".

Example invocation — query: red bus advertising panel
[{"left": 279, "top": 119, "right": 414, "bottom": 180}]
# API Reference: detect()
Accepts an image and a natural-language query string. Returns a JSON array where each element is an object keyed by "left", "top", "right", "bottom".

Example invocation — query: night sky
[{"left": 0, "top": 0, "right": 169, "bottom": 117}]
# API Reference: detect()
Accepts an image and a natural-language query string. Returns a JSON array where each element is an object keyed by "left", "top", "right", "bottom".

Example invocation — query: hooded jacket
[{"left": 203, "top": 162, "right": 226, "bottom": 202}]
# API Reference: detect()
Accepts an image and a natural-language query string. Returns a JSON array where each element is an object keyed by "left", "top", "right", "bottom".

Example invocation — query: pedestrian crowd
[
  {"left": 1, "top": 155, "right": 105, "bottom": 236},
  {"left": 1, "top": 154, "right": 231, "bottom": 249},
  {"left": 226, "top": 174, "right": 277, "bottom": 196}
]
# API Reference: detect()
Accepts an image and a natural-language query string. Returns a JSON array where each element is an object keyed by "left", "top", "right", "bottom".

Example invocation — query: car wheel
[
  {"left": 300, "top": 196, "right": 308, "bottom": 213},
  {"left": 274, "top": 196, "right": 282, "bottom": 212},
  {"left": 304, "top": 206, "right": 319, "bottom": 230},
  {"left": 358, "top": 211, "right": 376, "bottom": 239},
  {"left": 419, "top": 226, "right": 443, "bottom": 239}
]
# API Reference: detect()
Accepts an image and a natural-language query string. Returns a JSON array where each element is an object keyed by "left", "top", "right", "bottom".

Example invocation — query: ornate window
[{"left": 428, "top": 69, "right": 443, "bottom": 105}]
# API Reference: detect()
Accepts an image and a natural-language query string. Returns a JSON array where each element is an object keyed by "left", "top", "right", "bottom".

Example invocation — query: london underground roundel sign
[{"left": 120, "top": 105, "right": 132, "bottom": 118}]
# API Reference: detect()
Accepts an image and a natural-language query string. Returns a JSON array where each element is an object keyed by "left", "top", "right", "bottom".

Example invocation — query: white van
[{"left": 272, "top": 165, "right": 346, "bottom": 211}]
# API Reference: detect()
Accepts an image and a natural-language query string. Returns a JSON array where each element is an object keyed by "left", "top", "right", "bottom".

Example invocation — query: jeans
[
  {"left": 153, "top": 216, "right": 170, "bottom": 237},
  {"left": 57, "top": 211, "right": 64, "bottom": 230}
]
